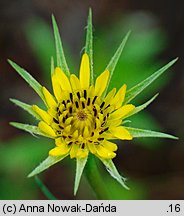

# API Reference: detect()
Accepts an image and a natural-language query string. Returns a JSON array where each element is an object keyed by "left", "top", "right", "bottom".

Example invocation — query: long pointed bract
[
  {"left": 104, "top": 31, "right": 130, "bottom": 96},
  {"left": 124, "top": 58, "right": 178, "bottom": 104},
  {"left": 10, "top": 122, "right": 52, "bottom": 138},
  {"left": 52, "top": 15, "right": 70, "bottom": 76},
  {"left": 85, "top": 8, "right": 93, "bottom": 84},
  {"left": 8, "top": 60, "right": 46, "bottom": 103},
  {"left": 74, "top": 157, "right": 88, "bottom": 195},
  {"left": 125, "top": 127, "right": 178, "bottom": 139},
  {"left": 28, "top": 156, "right": 67, "bottom": 177}
]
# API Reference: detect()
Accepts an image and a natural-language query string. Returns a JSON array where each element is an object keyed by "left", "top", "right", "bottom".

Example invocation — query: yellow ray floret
[{"left": 79, "top": 53, "right": 90, "bottom": 89}]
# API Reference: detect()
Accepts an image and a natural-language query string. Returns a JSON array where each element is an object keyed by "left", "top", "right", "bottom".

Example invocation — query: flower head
[
  {"left": 9, "top": 10, "right": 177, "bottom": 195},
  {"left": 33, "top": 53, "right": 135, "bottom": 160}
]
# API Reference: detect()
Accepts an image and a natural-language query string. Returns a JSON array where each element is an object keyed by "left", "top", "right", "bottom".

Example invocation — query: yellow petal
[
  {"left": 96, "top": 145, "right": 116, "bottom": 159},
  {"left": 87, "top": 143, "right": 97, "bottom": 154},
  {"left": 70, "top": 74, "right": 81, "bottom": 92},
  {"left": 70, "top": 144, "right": 80, "bottom": 159},
  {"left": 42, "top": 87, "right": 57, "bottom": 108},
  {"left": 76, "top": 147, "right": 89, "bottom": 159},
  {"left": 110, "top": 104, "right": 135, "bottom": 120},
  {"left": 102, "top": 140, "right": 117, "bottom": 151},
  {"left": 110, "top": 126, "right": 132, "bottom": 140},
  {"left": 83, "top": 126, "right": 89, "bottom": 138},
  {"left": 79, "top": 53, "right": 90, "bottom": 89},
  {"left": 51, "top": 72, "right": 63, "bottom": 101},
  {"left": 32, "top": 105, "right": 52, "bottom": 125},
  {"left": 111, "top": 84, "right": 127, "bottom": 109},
  {"left": 38, "top": 121, "right": 56, "bottom": 137},
  {"left": 104, "top": 88, "right": 116, "bottom": 104},
  {"left": 49, "top": 144, "right": 70, "bottom": 156},
  {"left": 54, "top": 67, "right": 72, "bottom": 92},
  {"left": 95, "top": 70, "right": 109, "bottom": 96}
]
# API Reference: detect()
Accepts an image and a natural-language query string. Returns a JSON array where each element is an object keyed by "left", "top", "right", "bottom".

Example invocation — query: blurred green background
[{"left": 0, "top": 0, "right": 183, "bottom": 199}]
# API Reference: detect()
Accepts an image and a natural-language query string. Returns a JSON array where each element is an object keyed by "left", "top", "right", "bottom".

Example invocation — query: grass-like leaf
[
  {"left": 104, "top": 31, "right": 130, "bottom": 96},
  {"left": 10, "top": 98, "right": 40, "bottom": 120},
  {"left": 124, "top": 58, "right": 178, "bottom": 104},
  {"left": 10, "top": 122, "right": 51, "bottom": 138},
  {"left": 52, "top": 15, "right": 70, "bottom": 76},
  {"left": 85, "top": 8, "right": 93, "bottom": 84},
  {"left": 28, "top": 155, "right": 67, "bottom": 177},
  {"left": 125, "top": 127, "right": 178, "bottom": 139},
  {"left": 124, "top": 94, "right": 159, "bottom": 119},
  {"left": 99, "top": 158, "right": 129, "bottom": 190},
  {"left": 34, "top": 176, "right": 57, "bottom": 200},
  {"left": 74, "top": 157, "right": 88, "bottom": 195},
  {"left": 8, "top": 60, "right": 46, "bottom": 103}
]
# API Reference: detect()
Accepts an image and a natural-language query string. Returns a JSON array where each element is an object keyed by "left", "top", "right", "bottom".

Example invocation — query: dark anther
[
  {"left": 75, "top": 101, "right": 79, "bottom": 108},
  {"left": 77, "top": 92, "right": 80, "bottom": 99},
  {"left": 62, "top": 117, "right": 66, "bottom": 123},
  {"left": 93, "top": 107, "right": 97, "bottom": 117},
  {"left": 57, "top": 131, "right": 61, "bottom": 134},
  {"left": 67, "top": 100, "right": 70, "bottom": 104},
  {"left": 99, "top": 130, "right": 104, "bottom": 135},
  {"left": 87, "top": 98, "right": 90, "bottom": 106},
  {"left": 104, "top": 127, "right": 109, "bottom": 132},
  {"left": 94, "top": 122, "right": 97, "bottom": 129},
  {"left": 100, "top": 111, "right": 103, "bottom": 114},
  {"left": 107, "top": 113, "right": 110, "bottom": 117},
  {"left": 58, "top": 111, "right": 61, "bottom": 116},
  {"left": 59, "top": 125, "right": 64, "bottom": 129},
  {"left": 104, "top": 104, "right": 110, "bottom": 109},
  {"left": 68, "top": 141, "right": 72, "bottom": 146},
  {"left": 82, "top": 101, "right": 85, "bottom": 109},
  {"left": 69, "top": 93, "right": 73, "bottom": 102},
  {"left": 103, "top": 116, "right": 107, "bottom": 121},
  {"left": 94, "top": 142, "right": 99, "bottom": 145},
  {"left": 98, "top": 138, "right": 104, "bottom": 141},
  {"left": 53, "top": 118, "right": 59, "bottom": 124},
  {"left": 92, "top": 96, "right": 97, "bottom": 104},
  {"left": 65, "top": 114, "right": 68, "bottom": 119},
  {"left": 84, "top": 90, "right": 87, "bottom": 99},
  {"left": 63, "top": 135, "right": 67, "bottom": 139},
  {"left": 68, "top": 135, "right": 72, "bottom": 138},
  {"left": 81, "top": 143, "right": 85, "bottom": 149},
  {"left": 101, "top": 122, "right": 106, "bottom": 127},
  {"left": 56, "top": 107, "right": 59, "bottom": 112},
  {"left": 100, "top": 101, "right": 105, "bottom": 109},
  {"left": 69, "top": 107, "right": 72, "bottom": 113},
  {"left": 89, "top": 140, "right": 93, "bottom": 143},
  {"left": 91, "top": 132, "right": 94, "bottom": 137}
]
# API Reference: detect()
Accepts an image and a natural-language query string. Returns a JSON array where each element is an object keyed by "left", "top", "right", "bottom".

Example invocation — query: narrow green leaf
[
  {"left": 10, "top": 98, "right": 40, "bottom": 120},
  {"left": 125, "top": 127, "right": 178, "bottom": 139},
  {"left": 74, "top": 157, "right": 88, "bottom": 195},
  {"left": 99, "top": 158, "right": 129, "bottom": 190},
  {"left": 10, "top": 122, "right": 52, "bottom": 138},
  {"left": 104, "top": 31, "right": 130, "bottom": 95},
  {"left": 52, "top": 15, "right": 70, "bottom": 76},
  {"left": 85, "top": 8, "right": 93, "bottom": 84},
  {"left": 8, "top": 60, "right": 45, "bottom": 102},
  {"left": 124, "top": 58, "right": 178, "bottom": 104},
  {"left": 34, "top": 176, "right": 57, "bottom": 200},
  {"left": 124, "top": 94, "right": 159, "bottom": 119},
  {"left": 28, "top": 155, "right": 67, "bottom": 177},
  {"left": 51, "top": 56, "right": 54, "bottom": 76}
]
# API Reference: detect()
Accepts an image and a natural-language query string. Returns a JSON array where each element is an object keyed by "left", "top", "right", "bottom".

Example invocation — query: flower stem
[
  {"left": 84, "top": 154, "right": 110, "bottom": 199},
  {"left": 34, "top": 176, "right": 57, "bottom": 200}
]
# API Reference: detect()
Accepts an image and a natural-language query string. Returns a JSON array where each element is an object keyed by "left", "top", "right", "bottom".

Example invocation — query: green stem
[
  {"left": 34, "top": 176, "right": 57, "bottom": 200},
  {"left": 84, "top": 154, "right": 110, "bottom": 199}
]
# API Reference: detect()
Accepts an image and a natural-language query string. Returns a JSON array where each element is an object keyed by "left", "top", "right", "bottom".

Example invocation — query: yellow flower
[{"left": 33, "top": 53, "right": 135, "bottom": 160}]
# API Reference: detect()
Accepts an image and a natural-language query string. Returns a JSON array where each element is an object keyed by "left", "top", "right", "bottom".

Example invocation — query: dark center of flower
[{"left": 77, "top": 110, "right": 87, "bottom": 121}]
